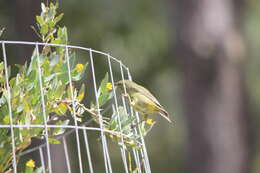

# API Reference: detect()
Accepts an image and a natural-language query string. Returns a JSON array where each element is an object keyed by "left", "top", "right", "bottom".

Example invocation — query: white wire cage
[{"left": 0, "top": 41, "right": 152, "bottom": 173}]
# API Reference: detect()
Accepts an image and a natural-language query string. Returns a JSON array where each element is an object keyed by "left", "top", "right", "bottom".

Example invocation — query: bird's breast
[{"left": 131, "top": 93, "right": 158, "bottom": 115}]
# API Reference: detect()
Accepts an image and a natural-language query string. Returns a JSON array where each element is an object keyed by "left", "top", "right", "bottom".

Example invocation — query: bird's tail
[{"left": 158, "top": 108, "right": 172, "bottom": 123}]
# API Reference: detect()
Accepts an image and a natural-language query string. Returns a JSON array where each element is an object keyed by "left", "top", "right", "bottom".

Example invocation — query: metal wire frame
[{"left": 0, "top": 40, "right": 151, "bottom": 173}]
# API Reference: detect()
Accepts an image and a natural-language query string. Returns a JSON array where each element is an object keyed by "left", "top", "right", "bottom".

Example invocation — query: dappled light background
[{"left": 0, "top": 0, "right": 260, "bottom": 172}]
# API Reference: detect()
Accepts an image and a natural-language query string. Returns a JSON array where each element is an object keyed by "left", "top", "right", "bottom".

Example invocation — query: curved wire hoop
[{"left": 0, "top": 41, "right": 151, "bottom": 173}]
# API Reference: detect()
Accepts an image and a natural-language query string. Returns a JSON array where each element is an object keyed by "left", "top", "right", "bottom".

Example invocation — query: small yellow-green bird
[{"left": 115, "top": 80, "right": 172, "bottom": 123}]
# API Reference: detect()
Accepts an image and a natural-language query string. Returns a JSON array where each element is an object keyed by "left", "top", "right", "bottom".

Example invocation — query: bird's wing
[
  {"left": 133, "top": 83, "right": 162, "bottom": 106},
  {"left": 132, "top": 82, "right": 172, "bottom": 122}
]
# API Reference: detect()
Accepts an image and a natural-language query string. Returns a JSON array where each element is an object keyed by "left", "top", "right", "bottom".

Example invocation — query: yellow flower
[
  {"left": 75, "top": 64, "right": 84, "bottom": 72},
  {"left": 26, "top": 159, "right": 35, "bottom": 168},
  {"left": 146, "top": 118, "right": 154, "bottom": 125},
  {"left": 106, "top": 82, "right": 113, "bottom": 91}
]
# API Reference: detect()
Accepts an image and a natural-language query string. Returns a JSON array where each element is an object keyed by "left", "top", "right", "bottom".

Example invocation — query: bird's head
[{"left": 115, "top": 80, "right": 135, "bottom": 93}]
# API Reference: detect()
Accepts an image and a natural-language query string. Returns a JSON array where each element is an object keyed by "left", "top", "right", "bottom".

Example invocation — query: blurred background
[{"left": 0, "top": 0, "right": 260, "bottom": 172}]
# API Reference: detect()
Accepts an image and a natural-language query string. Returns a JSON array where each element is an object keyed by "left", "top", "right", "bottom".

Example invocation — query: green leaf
[
  {"left": 50, "top": 54, "right": 60, "bottom": 66},
  {"left": 41, "top": 3, "right": 46, "bottom": 13},
  {"left": 25, "top": 166, "right": 34, "bottom": 173},
  {"left": 77, "top": 84, "right": 85, "bottom": 102},
  {"left": 44, "top": 73, "right": 59, "bottom": 83},
  {"left": 97, "top": 73, "right": 113, "bottom": 106},
  {"left": 55, "top": 103, "right": 67, "bottom": 115},
  {"left": 48, "top": 138, "right": 60, "bottom": 144},
  {"left": 35, "top": 167, "right": 44, "bottom": 173},
  {"left": 54, "top": 13, "right": 64, "bottom": 24},
  {"left": 27, "top": 70, "right": 37, "bottom": 83},
  {"left": 3, "top": 115, "right": 10, "bottom": 124},
  {"left": 0, "top": 28, "right": 5, "bottom": 37},
  {"left": 98, "top": 73, "right": 109, "bottom": 97},
  {"left": 36, "top": 16, "right": 45, "bottom": 26},
  {"left": 16, "top": 104, "right": 24, "bottom": 114},
  {"left": 54, "top": 82, "right": 65, "bottom": 99},
  {"left": 57, "top": 27, "right": 68, "bottom": 44},
  {"left": 98, "top": 92, "right": 112, "bottom": 107},
  {"left": 40, "top": 24, "right": 48, "bottom": 36},
  {"left": 0, "top": 62, "right": 3, "bottom": 71},
  {"left": 47, "top": 21, "right": 55, "bottom": 28}
]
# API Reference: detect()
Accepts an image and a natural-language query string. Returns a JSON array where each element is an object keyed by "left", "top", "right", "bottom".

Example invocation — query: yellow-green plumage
[{"left": 115, "top": 80, "right": 172, "bottom": 123}]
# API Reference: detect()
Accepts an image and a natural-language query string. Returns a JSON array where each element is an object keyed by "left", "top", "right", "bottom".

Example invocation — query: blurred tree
[
  {"left": 14, "top": 0, "right": 42, "bottom": 64},
  {"left": 173, "top": 0, "right": 252, "bottom": 173}
]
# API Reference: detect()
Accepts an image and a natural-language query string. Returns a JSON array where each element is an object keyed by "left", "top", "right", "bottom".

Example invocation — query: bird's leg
[
  {"left": 122, "top": 93, "right": 135, "bottom": 106},
  {"left": 144, "top": 114, "right": 148, "bottom": 121}
]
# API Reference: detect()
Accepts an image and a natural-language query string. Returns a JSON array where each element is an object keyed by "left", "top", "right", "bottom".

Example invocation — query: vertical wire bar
[
  {"left": 102, "top": 131, "right": 112, "bottom": 173},
  {"left": 129, "top": 109, "right": 142, "bottom": 173},
  {"left": 35, "top": 44, "right": 53, "bottom": 173},
  {"left": 39, "top": 148, "right": 46, "bottom": 173},
  {"left": 126, "top": 71, "right": 147, "bottom": 172},
  {"left": 119, "top": 64, "right": 142, "bottom": 173},
  {"left": 83, "top": 129, "right": 94, "bottom": 173},
  {"left": 2, "top": 42, "right": 17, "bottom": 173},
  {"left": 63, "top": 137, "right": 71, "bottom": 173},
  {"left": 105, "top": 138, "right": 113, "bottom": 173},
  {"left": 89, "top": 49, "right": 111, "bottom": 173},
  {"left": 65, "top": 46, "right": 84, "bottom": 173},
  {"left": 126, "top": 69, "right": 152, "bottom": 173},
  {"left": 107, "top": 56, "right": 129, "bottom": 173},
  {"left": 135, "top": 112, "right": 151, "bottom": 173}
]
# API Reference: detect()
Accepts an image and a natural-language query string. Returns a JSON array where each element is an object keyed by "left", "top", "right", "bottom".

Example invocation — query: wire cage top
[{"left": 0, "top": 40, "right": 153, "bottom": 173}]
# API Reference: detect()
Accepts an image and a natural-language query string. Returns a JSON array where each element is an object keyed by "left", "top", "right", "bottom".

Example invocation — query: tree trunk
[{"left": 172, "top": 0, "right": 252, "bottom": 173}]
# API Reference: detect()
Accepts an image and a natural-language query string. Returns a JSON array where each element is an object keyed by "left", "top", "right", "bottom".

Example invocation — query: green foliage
[
  {"left": 97, "top": 73, "right": 113, "bottom": 107},
  {"left": 0, "top": 2, "right": 156, "bottom": 172},
  {"left": 35, "top": 3, "right": 66, "bottom": 43},
  {"left": 0, "top": 3, "right": 88, "bottom": 171},
  {"left": 106, "top": 106, "right": 155, "bottom": 149}
]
